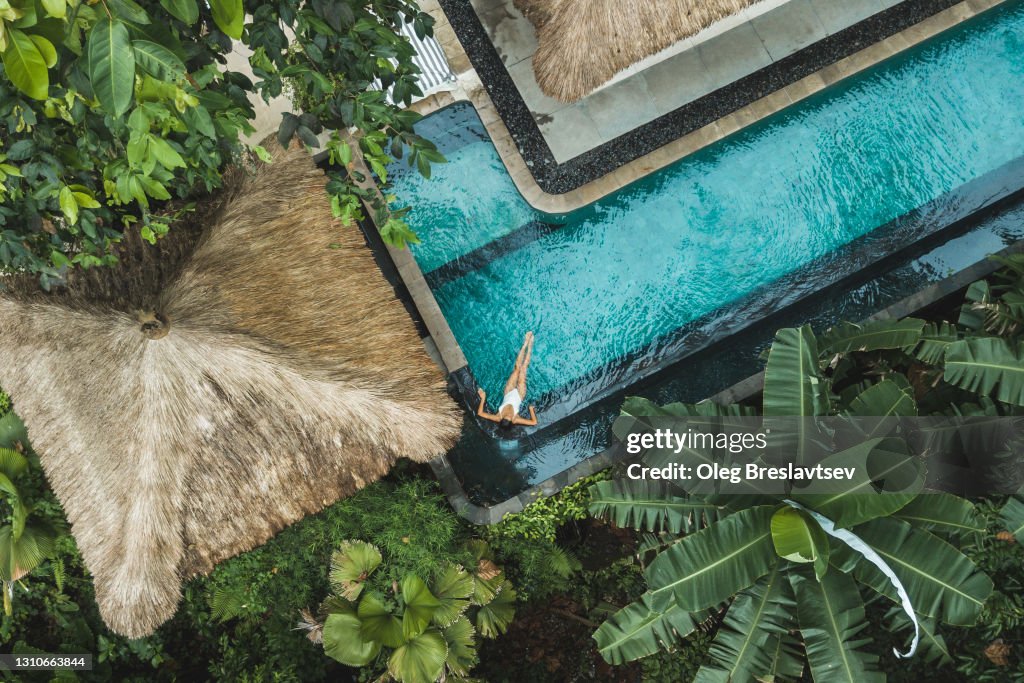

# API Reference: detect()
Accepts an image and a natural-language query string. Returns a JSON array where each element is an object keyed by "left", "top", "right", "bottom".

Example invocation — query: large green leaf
[
  {"left": 763, "top": 326, "right": 831, "bottom": 417},
  {"left": 843, "top": 379, "right": 917, "bottom": 418},
  {"left": 209, "top": 0, "right": 243, "bottom": 38},
  {"left": 914, "top": 322, "right": 960, "bottom": 365},
  {"left": 770, "top": 507, "right": 828, "bottom": 580},
  {"left": 108, "top": 0, "right": 150, "bottom": 23},
  {"left": 892, "top": 493, "right": 983, "bottom": 538},
  {"left": 159, "top": 0, "right": 198, "bottom": 24},
  {"left": 588, "top": 480, "right": 722, "bottom": 534},
  {"left": 694, "top": 565, "right": 797, "bottom": 682},
  {"left": 131, "top": 40, "right": 185, "bottom": 80},
  {"left": 28, "top": 35, "right": 56, "bottom": 68},
  {"left": 474, "top": 579, "right": 515, "bottom": 638},
  {"left": 322, "top": 612, "right": 381, "bottom": 667},
  {"left": 358, "top": 593, "right": 405, "bottom": 648},
  {"left": 761, "top": 631, "right": 805, "bottom": 682},
  {"left": 887, "top": 608, "right": 952, "bottom": 665},
  {"left": 0, "top": 520, "right": 58, "bottom": 582},
  {"left": 0, "top": 412, "right": 27, "bottom": 449},
  {"left": 87, "top": 19, "right": 135, "bottom": 117},
  {"left": 820, "top": 318, "right": 925, "bottom": 356},
  {"left": 958, "top": 280, "right": 990, "bottom": 330},
  {"left": 41, "top": 0, "right": 66, "bottom": 19},
  {"left": 431, "top": 564, "right": 473, "bottom": 626},
  {"left": 944, "top": 337, "right": 1024, "bottom": 406},
  {"left": 645, "top": 506, "right": 777, "bottom": 612},
  {"left": 791, "top": 438, "right": 921, "bottom": 528},
  {"left": 2, "top": 28, "right": 48, "bottom": 100},
  {"left": 791, "top": 569, "right": 883, "bottom": 683},
  {"left": 441, "top": 616, "right": 476, "bottom": 678},
  {"left": 593, "top": 592, "right": 696, "bottom": 665},
  {"left": 401, "top": 575, "right": 441, "bottom": 640},
  {"left": 0, "top": 472, "right": 26, "bottom": 538},
  {"left": 0, "top": 448, "right": 28, "bottom": 481},
  {"left": 1000, "top": 495, "right": 1024, "bottom": 542},
  {"left": 387, "top": 629, "right": 447, "bottom": 683},
  {"left": 851, "top": 517, "right": 992, "bottom": 626},
  {"left": 329, "top": 540, "right": 381, "bottom": 601}
]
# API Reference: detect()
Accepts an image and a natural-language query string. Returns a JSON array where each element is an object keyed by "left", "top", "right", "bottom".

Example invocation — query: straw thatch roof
[
  {"left": 514, "top": 0, "right": 762, "bottom": 102},
  {"left": 0, "top": 142, "right": 461, "bottom": 637}
]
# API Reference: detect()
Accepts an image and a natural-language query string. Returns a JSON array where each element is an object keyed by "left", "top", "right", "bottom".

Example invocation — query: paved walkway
[{"left": 470, "top": 0, "right": 904, "bottom": 162}]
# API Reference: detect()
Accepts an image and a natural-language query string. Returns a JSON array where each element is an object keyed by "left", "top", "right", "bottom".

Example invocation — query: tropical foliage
[
  {"left": 309, "top": 539, "right": 516, "bottom": 683},
  {"left": 588, "top": 298, "right": 1024, "bottom": 680},
  {"left": 0, "top": 0, "right": 443, "bottom": 286},
  {"left": 0, "top": 408, "right": 60, "bottom": 617}
]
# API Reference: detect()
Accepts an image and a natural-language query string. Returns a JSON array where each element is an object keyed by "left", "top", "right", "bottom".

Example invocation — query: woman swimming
[{"left": 477, "top": 331, "right": 538, "bottom": 428}]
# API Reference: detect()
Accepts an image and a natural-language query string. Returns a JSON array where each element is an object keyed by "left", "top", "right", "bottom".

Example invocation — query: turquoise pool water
[{"left": 390, "top": 2, "right": 1024, "bottom": 409}]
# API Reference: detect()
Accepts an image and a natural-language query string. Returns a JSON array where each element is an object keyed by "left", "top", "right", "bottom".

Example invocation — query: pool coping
[
  {"left": 430, "top": 238, "right": 1024, "bottom": 525},
  {"left": 420, "top": 0, "right": 1009, "bottom": 212}
]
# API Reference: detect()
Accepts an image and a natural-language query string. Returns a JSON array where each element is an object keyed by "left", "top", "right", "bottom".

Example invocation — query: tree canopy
[{"left": 0, "top": 0, "right": 443, "bottom": 287}]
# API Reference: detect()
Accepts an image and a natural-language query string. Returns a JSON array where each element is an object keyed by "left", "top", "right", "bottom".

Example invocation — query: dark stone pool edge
[
  {"left": 438, "top": 0, "right": 973, "bottom": 194},
  {"left": 430, "top": 238, "right": 1024, "bottom": 524}
]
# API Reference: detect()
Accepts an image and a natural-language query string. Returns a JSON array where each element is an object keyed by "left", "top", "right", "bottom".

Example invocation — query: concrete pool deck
[
  {"left": 470, "top": 0, "right": 906, "bottom": 163},
  {"left": 413, "top": 0, "right": 1006, "bottom": 218},
  {"left": 392, "top": 0, "right": 1009, "bottom": 378}
]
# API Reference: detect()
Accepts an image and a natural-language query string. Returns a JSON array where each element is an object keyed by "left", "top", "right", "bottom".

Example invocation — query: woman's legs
[
  {"left": 503, "top": 332, "right": 534, "bottom": 395},
  {"left": 517, "top": 332, "right": 534, "bottom": 397}
]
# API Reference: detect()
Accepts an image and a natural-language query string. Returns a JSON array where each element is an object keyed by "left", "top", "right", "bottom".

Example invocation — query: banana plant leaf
[
  {"left": 693, "top": 565, "right": 797, "bottom": 682},
  {"left": 791, "top": 568, "right": 884, "bottom": 683},
  {"left": 593, "top": 592, "right": 697, "bottom": 665}
]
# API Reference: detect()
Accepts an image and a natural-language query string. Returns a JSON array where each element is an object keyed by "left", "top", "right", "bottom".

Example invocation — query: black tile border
[
  {"left": 438, "top": 0, "right": 971, "bottom": 194},
  {"left": 423, "top": 219, "right": 563, "bottom": 290}
]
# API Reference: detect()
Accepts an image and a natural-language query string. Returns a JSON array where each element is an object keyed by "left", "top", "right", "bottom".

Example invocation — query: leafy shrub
[
  {"left": 309, "top": 538, "right": 515, "bottom": 683},
  {"left": 480, "top": 473, "right": 610, "bottom": 601},
  {"left": 639, "top": 631, "right": 712, "bottom": 683},
  {"left": 0, "top": 0, "right": 443, "bottom": 286},
  {"left": 487, "top": 471, "right": 610, "bottom": 544},
  {"left": 950, "top": 499, "right": 1024, "bottom": 682},
  {"left": 4, "top": 476, "right": 477, "bottom": 680}
]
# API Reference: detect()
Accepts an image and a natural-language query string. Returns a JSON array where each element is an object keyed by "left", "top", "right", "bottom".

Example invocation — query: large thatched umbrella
[
  {"left": 515, "top": 0, "right": 762, "bottom": 102},
  {"left": 0, "top": 142, "right": 461, "bottom": 637}
]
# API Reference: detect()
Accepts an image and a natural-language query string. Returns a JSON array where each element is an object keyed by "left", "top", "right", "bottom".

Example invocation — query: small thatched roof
[
  {"left": 516, "top": 0, "right": 762, "bottom": 102},
  {"left": 0, "top": 142, "right": 461, "bottom": 637}
]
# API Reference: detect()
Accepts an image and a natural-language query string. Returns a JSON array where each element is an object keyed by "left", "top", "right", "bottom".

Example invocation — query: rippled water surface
[{"left": 390, "top": 2, "right": 1024, "bottom": 404}]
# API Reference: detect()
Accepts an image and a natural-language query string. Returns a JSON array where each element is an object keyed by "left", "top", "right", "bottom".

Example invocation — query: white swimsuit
[{"left": 499, "top": 388, "right": 523, "bottom": 416}]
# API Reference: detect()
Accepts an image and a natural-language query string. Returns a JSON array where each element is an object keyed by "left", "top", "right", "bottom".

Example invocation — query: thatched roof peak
[
  {"left": 515, "top": 0, "right": 763, "bottom": 102},
  {"left": 0, "top": 142, "right": 461, "bottom": 637}
]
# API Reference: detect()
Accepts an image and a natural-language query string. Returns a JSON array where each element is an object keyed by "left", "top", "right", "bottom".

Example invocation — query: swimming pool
[{"left": 390, "top": 1, "right": 1024, "bottom": 421}]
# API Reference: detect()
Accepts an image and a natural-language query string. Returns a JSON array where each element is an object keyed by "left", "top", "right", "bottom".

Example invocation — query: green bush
[
  {"left": 481, "top": 472, "right": 610, "bottom": 601},
  {"left": 0, "top": 0, "right": 442, "bottom": 286},
  {"left": 3, "top": 476, "right": 477, "bottom": 680},
  {"left": 487, "top": 471, "right": 610, "bottom": 544},
  {"left": 311, "top": 539, "right": 516, "bottom": 683}
]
